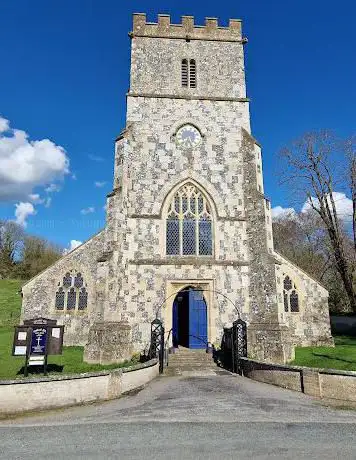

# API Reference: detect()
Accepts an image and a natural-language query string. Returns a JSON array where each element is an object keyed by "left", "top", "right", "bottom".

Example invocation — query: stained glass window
[
  {"left": 55, "top": 270, "right": 88, "bottom": 312},
  {"left": 199, "top": 220, "right": 212, "bottom": 255},
  {"left": 290, "top": 290, "right": 299, "bottom": 312},
  {"left": 283, "top": 292, "right": 289, "bottom": 312},
  {"left": 166, "top": 220, "right": 180, "bottom": 255},
  {"left": 63, "top": 272, "right": 72, "bottom": 288},
  {"left": 183, "top": 219, "right": 196, "bottom": 255},
  {"left": 74, "top": 273, "right": 84, "bottom": 288},
  {"left": 67, "top": 288, "right": 76, "bottom": 310},
  {"left": 283, "top": 275, "right": 300, "bottom": 313},
  {"left": 284, "top": 276, "right": 292, "bottom": 291},
  {"left": 166, "top": 183, "right": 213, "bottom": 256},
  {"left": 55, "top": 287, "right": 65, "bottom": 310},
  {"left": 78, "top": 288, "right": 88, "bottom": 311}
]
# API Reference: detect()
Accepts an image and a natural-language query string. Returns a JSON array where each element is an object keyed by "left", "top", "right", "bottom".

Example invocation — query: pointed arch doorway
[{"left": 172, "top": 287, "right": 208, "bottom": 349}]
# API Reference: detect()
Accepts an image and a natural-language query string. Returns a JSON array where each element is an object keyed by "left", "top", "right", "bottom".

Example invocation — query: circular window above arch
[{"left": 176, "top": 124, "right": 202, "bottom": 150}]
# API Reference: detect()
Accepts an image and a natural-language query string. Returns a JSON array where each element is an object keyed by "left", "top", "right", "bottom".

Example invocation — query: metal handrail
[
  {"left": 164, "top": 328, "right": 173, "bottom": 367},
  {"left": 165, "top": 328, "right": 173, "bottom": 348}
]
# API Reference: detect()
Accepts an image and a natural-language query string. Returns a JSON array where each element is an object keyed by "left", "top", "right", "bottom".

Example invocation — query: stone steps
[{"left": 164, "top": 348, "right": 218, "bottom": 376}]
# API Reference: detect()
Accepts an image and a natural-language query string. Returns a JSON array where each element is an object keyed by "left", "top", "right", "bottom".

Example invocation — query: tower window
[
  {"left": 166, "top": 183, "right": 213, "bottom": 256},
  {"left": 189, "top": 60, "right": 196, "bottom": 88},
  {"left": 181, "top": 59, "right": 197, "bottom": 88},
  {"left": 181, "top": 59, "right": 188, "bottom": 87}
]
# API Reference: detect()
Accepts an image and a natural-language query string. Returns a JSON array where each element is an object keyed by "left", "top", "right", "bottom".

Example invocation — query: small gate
[
  {"left": 149, "top": 318, "right": 165, "bottom": 374},
  {"left": 220, "top": 318, "right": 247, "bottom": 374}
]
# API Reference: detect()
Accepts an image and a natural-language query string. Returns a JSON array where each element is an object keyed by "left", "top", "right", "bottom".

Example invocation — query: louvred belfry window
[
  {"left": 166, "top": 183, "right": 213, "bottom": 256},
  {"left": 182, "top": 59, "right": 188, "bottom": 87},
  {"left": 283, "top": 275, "right": 299, "bottom": 313},
  {"left": 55, "top": 270, "right": 88, "bottom": 311},
  {"left": 181, "top": 59, "right": 197, "bottom": 88}
]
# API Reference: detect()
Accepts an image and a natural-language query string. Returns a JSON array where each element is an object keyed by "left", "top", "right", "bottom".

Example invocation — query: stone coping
[
  {"left": 0, "top": 359, "right": 158, "bottom": 386},
  {"left": 240, "top": 357, "right": 356, "bottom": 378}
]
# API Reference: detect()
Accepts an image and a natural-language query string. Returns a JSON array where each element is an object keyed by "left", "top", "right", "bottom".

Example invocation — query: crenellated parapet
[{"left": 131, "top": 13, "right": 245, "bottom": 42}]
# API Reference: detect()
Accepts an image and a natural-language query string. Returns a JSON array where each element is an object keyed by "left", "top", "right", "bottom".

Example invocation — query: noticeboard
[{"left": 12, "top": 318, "right": 65, "bottom": 376}]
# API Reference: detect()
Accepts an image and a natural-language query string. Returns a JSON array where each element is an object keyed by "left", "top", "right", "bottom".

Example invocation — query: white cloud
[
  {"left": 88, "top": 154, "right": 104, "bottom": 162},
  {"left": 14, "top": 202, "right": 36, "bottom": 227},
  {"left": 80, "top": 207, "right": 95, "bottom": 215},
  {"left": 0, "top": 115, "right": 69, "bottom": 201},
  {"left": 71, "top": 173, "right": 77, "bottom": 180},
  {"left": 28, "top": 193, "right": 45, "bottom": 204},
  {"left": 45, "top": 183, "right": 61, "bottom": 193},
  {"left": 271, "top": 206, "right": 297, "bottom": 221},
  {"left": 272, "top": 191, "right": 352, "bottom": 223},
  {"left": 301, "top": 192, "right": 352, "bottom": 222},
  {"left": 63, "top": 239, "right": 83, "bottom": 255},
  {"left": 94, "top": 181, "right": 107, "bottom": 188},
  {"left": 0, "top": 117, "right": 9, "bottom": 133},
  {"left": 103, "top": 203, "right": 107, "bottom": 211},
  {"left": 28, "top": 193, "right": 51, "bottom": 208}
]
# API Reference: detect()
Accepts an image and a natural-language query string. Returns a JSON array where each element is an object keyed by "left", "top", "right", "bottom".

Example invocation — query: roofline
[{"left": 21, "top": 229, "right": 105, "bottom": 289}]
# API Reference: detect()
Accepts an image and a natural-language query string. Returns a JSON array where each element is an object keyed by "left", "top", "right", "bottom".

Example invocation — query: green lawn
[
  {"left": 0, "top": 279, "right": 137, "bottom": 380},
  {"left": 291, "top": 336, "right": 356, "bottom": 371},
  {"left": 0, "top": 279, "right": 22, "bottom": 327}
]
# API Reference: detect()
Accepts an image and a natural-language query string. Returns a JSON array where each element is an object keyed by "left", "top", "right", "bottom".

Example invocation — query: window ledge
[{"left": 128, "top": 258, "right": 249, "bottom": 267}]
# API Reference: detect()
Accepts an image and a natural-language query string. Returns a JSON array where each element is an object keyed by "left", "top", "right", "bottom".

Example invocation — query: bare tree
[
  {"left": 15, "top": 235, "right": 62, "bottom": 279},
  {"left": 0, "top": 219, "right": 62, "bottom": 280},
  {"left": 273, "top": 210, "right": 350, "bottom": 312},
  {"left": 280, "top": 131, "right": 356, "bottom": 312},
  {"left": 345, "top": 135, "right": 356, "bottom": 255}
]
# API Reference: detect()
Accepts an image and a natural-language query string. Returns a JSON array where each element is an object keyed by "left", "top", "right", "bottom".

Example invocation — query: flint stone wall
[{"left": 21, "top": 231, "right": 105, "bottom": 346}]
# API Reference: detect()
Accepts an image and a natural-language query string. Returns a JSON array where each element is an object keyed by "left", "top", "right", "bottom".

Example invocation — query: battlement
[{"left": 131, "top": 14, "right": 244, "bottom": 42}]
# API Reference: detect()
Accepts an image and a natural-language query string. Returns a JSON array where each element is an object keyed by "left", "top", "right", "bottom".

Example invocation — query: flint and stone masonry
[{"left": 21, "top": 14, "right": 333, "bottom": 364}]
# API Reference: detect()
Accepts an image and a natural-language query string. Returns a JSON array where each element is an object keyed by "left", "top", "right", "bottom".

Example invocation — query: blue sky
[{"left": 0, "top": 0, "right": 355, "bottom": 250}]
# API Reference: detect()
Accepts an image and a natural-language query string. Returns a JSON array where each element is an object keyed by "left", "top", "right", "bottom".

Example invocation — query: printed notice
[
  {"left": 18, "top": 332, "right": 27, "bottom": 341},
  {"left": 14, "top": 346, "right": 27, "bottom": 356},
  {"left": 52, "top": 328, "right": 60, "bottom": 338}
]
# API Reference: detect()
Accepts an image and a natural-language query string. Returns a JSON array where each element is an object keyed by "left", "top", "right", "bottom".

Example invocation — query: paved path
[{"left": 1, "top": 372, "right": 356, "bottom": 459}]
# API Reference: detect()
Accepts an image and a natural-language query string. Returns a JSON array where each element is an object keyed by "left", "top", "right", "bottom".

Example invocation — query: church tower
[
  {"left": 21, "top": 14, "right": 333, "bottom": 365},
  {"left": 102, "top": 13, "right": 290, "bottom": 361}
]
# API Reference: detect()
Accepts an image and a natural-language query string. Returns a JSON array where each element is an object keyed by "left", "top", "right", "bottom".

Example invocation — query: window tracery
[
  {"left": 166, "top": 183, "right": 213, "bottom": 256},
  {"left": 283, "top": 275, "right": 299, "bottom": 312},
  {"left": 55, "top": 270, "right": 88, "bottom": 311}
]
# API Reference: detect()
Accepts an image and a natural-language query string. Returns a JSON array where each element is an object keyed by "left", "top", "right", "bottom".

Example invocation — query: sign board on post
[{"left": 12, "top": 318, "right": 64, "bottom": 377}]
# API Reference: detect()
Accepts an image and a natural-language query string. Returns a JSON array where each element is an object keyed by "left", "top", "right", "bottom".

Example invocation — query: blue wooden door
[{"left": 188, "top": 289, "right": 207, "bottom": 349}]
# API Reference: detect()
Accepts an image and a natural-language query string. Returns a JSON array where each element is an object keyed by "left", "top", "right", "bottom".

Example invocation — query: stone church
[{"left": 21, "top": 14, "right": 333, "bottom": 364}]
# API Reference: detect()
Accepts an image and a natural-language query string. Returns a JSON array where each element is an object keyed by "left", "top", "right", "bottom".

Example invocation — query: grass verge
[
  {"left": 0, "top": 327, "right": 136, "bottom": 380},
  {"left": 0, "top": 279, "right": 22, "bottom": 327},
  {"left": 291, "top": 336, "right": 356, "bottom": 371},
  {"left": 0, "top": 279, "right": 136, "bottom": 379}
]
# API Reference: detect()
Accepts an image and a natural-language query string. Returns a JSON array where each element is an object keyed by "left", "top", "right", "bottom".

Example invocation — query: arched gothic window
[
  {"left": 55, "top": 270, "right": 88, "bottom": 311},
  {"left": 166, "top": 183, "right": 213, "bottom": 256},
  {"left": 181, "top": 59, "right": 197, "bottom": 88},
  {"left": 283, "top": 275, "right": 299, "bottom": 312}
]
